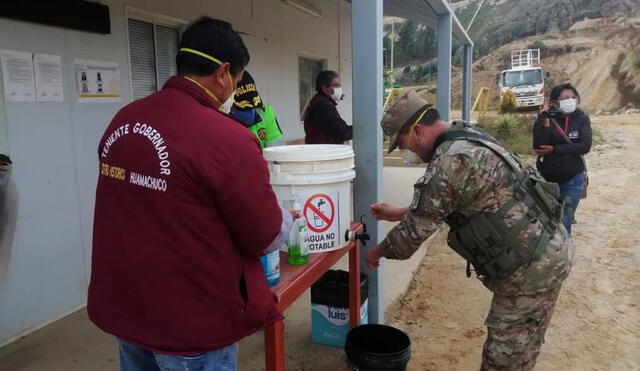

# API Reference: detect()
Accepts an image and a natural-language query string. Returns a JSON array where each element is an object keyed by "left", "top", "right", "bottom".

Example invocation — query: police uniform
[
  {"left": 380, "top": 92, "right": 574, "bottom": 370},
  {"left": 232, "top": 71, "right": 283, "bottom": 148}
]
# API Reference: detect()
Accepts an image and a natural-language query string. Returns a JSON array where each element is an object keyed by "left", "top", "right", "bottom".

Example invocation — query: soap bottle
[
  {"left": 287, "top": 200, "right": 309, "bottom": 265},
  {"left": 260, "top": 249, "right": 280, "bottom": 287}
]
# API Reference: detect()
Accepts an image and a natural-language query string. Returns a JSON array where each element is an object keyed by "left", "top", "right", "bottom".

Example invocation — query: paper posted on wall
[
  {"left": 75, "top": 59, "right": 121, "bottom": 103},
  {"left": 34, "top": 53, "right": 64, "bottom": 102},
  {"left": 0, "top": 49, "right": 36, "bottom": 102}
]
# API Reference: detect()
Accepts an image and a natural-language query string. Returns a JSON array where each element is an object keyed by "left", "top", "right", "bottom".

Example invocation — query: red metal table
[{"left": 264, "top": 223, "right": 363, "bottom": 371}]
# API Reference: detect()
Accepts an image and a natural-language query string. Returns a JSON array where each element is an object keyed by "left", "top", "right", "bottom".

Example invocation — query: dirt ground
[{"left": 387, "top": 113, "right": 640, "bottom": 371}]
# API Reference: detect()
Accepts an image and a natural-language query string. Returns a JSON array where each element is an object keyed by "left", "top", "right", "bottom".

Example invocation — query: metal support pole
[
  {"left": 462, "top": 44, "right": 473, "bottom": 122},
  {"left": 390, "top": 20, "right": 395, "bottom": 83},
  {"left": 351, "top": 0, "right": 384, "bottom": 324},
  {"left": 437, "top": 13, "right": 452, "bottom": 121}
]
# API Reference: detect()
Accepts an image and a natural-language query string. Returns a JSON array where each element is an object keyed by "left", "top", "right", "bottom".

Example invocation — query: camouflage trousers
[{"left": 480, "top": 286, "right": 562, "bottom": 371}]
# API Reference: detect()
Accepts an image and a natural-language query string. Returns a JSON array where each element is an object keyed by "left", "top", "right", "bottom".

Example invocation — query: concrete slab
[
  {"left": 0, "top": 310, "right": 117, "bottom": 371},
  {"left": 0, "top": 166, "right": 429, "bottom": 371}
]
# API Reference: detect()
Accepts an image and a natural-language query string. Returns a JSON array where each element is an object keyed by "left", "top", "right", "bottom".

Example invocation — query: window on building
[
  {"left": 127, "top": 18, "right": 180, "bottom": 100},
  {"left": 298, "top": 55, "right": 326, "bottom": 117}
]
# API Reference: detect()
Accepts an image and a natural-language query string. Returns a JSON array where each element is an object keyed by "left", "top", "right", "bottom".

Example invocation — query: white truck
[{"left": 499, "top": 49, "right": 546, "bottom": 109}]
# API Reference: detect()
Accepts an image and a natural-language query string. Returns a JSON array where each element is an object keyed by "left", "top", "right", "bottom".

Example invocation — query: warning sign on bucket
[{"left": 303, "top": 192, "right": 340, "bottom": 252}]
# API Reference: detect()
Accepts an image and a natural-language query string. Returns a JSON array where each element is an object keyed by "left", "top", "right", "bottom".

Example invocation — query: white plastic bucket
[{"left": 264, "top": 145, "right": 355, "bottom": 253}]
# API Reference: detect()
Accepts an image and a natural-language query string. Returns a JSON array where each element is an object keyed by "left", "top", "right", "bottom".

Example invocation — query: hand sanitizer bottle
[{"left": 287, "top": 200, "right": 309, "bottom": 265}]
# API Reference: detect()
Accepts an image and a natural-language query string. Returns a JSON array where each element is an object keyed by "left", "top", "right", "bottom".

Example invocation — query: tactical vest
[{"left": 439, "top": 121, "right": 567, "bottom": 279}]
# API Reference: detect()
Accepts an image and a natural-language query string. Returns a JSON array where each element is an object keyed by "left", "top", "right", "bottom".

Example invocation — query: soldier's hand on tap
[{"left": 370, "top": 203, "right": 408, "bottom": 222}]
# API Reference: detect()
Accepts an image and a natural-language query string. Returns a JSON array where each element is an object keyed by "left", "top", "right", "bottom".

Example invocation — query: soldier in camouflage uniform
[{"left": 366, "top": 91, "right": 574, "bottom": 370}]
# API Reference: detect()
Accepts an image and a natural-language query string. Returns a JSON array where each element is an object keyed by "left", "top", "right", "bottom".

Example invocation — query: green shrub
[
  {"left": 499, "top": 91, "right": 518, "bottom": 113},
  {"left": 528, "top": 40, "right": 546, "bottom": 50},
  {"left": 491, "top": 114, "right": 519, "bottom": 139},
  {"left": 479, "top": 113, "right": 537, "bottom": 159}
]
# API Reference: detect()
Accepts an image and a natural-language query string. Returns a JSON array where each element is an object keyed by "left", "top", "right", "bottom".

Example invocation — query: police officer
[
  {"left": 365, "top": 91, "right": 575, "bottom": 370},
  {"left": 231, "top": 71, "right": 284, "bottom": 148}
]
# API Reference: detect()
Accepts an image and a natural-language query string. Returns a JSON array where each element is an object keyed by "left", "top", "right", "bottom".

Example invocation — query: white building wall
[{"left": 0, "top": 0, "right": 352, "bottom": 345}]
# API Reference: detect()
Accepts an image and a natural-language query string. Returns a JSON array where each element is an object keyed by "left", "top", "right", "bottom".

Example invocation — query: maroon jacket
[
  {"left": 88, "top": 76, "right": 283, "bottom": 355},
  {"left": 304, "top": 91, "right": 353, "bottom": 144}
]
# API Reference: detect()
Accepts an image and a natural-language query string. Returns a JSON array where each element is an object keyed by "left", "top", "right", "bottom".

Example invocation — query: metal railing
[
  {"left": 470, "top": 87, "right": 494, "bottom": 122},
  {"left": 511, "top": 49, "right": 540, "bottom": 69}
]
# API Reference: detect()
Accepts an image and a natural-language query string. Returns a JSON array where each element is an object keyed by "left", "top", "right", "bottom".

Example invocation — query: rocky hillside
[
  {"left": 387, "top": 1, "right": 640, "bottom": 112},
  {"left": 455, "top": 0, "right": 640, "bottom": 60},
  {"left": 448, "top": 11, "right": 640, "bottom": 113}
]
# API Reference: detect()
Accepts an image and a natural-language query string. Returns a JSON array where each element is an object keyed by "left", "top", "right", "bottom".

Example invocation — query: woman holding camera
[{"left": 533, "top": 83, "right": 592, "bottom": 235}]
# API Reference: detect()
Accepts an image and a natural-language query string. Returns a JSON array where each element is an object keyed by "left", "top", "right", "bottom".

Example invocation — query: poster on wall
[
  {"left": 34, "top": 53, "right": 64, "bottom": 102},
  {"left": 74, "top": 59, "right": 121, "bottom": 103},
  {"left": 0, "top": 49, "right": 36, "bottom": 102}
]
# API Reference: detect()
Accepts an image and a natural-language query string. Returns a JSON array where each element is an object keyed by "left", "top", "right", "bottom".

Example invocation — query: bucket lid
[{"left": 263, "top": 145, "right": 354, "bottom": 162}]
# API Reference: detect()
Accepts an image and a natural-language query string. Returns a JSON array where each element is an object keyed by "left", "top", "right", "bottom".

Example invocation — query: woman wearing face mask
[
  {"left": 303, "top": 70, "right": 353, "bottom": 144},
  {"left": 533, "top": 83, "right": 592, "bottom": 235}
]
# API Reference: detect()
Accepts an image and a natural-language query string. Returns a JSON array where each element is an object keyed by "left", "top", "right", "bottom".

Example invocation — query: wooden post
[{"left": 264, "top": 320, "right": 285, "bottom": 371}]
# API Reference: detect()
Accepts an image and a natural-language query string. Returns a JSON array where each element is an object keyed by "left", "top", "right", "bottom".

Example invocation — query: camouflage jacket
[{"left": 379, "top": 126, "right": 574, "bottom": 295}]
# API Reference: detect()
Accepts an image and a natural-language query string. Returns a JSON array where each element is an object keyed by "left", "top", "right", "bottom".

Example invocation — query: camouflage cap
[{"left": 382, "top": 90, "right": 429, "bottom": 153}]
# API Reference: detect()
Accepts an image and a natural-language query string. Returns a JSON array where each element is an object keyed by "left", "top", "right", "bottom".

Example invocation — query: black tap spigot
[{"left": 345, "top": 215, "right": 371, "bottom": 246}]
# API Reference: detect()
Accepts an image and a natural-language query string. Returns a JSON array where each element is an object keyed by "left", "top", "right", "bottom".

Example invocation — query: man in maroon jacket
[
  {"left": 89, "top": 17, "right": 295, "bottom": 371},
  {"left": 303, "top": 70, "right": 353, "bottom": 144}
]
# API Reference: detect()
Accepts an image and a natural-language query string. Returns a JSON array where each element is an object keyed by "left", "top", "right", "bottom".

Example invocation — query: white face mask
[
  {"left": 331, "top": 87, "right": 343, "bottom": 101},
  {"left": 400, "top": 149, "right": 423, "bottom": 165},
  {"left": 221, "top": 92, "right": 235, "bottom": 114},
  {"left": 559, "top": 98, "right": 577, "bottom": 114}
]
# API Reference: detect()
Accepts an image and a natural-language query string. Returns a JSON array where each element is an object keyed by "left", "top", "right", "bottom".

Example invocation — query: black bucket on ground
[{"left": 344, "top": 324, "right": 411, "bottom": 371}]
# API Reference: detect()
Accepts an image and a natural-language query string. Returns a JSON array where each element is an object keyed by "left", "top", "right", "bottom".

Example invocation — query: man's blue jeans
[
  {"left": 118, "top": 339, "right": 237, "bottom": 371},
  {"left": 559, "top": 172, "right": 585, "bottom": 235}
]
